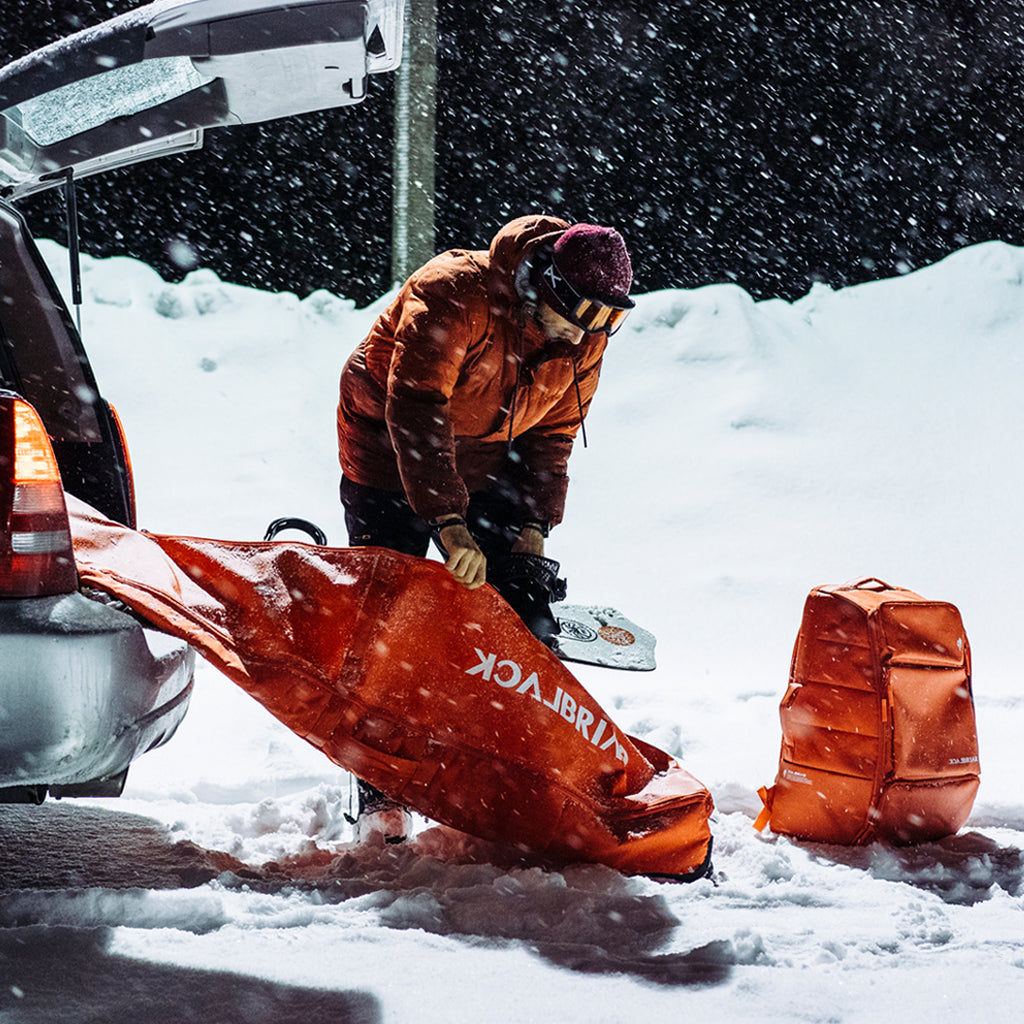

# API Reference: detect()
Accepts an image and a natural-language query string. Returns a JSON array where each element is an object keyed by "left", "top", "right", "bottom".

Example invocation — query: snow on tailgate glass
[{"left": 8, "top": 58, "right": 213, "bottom": 147}]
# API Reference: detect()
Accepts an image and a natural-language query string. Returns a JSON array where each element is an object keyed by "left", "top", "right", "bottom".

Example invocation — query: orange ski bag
[
  {"left": 756, "top": 577, "right": 980, "bottom": 845},
  {"left": 67, "top": 496, "right": 713, "bottom": 879}
]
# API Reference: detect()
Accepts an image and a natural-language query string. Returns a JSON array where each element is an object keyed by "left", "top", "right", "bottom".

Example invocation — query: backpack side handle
[{"left": 842, "top": 576, "right": 895, "bottom": 592}]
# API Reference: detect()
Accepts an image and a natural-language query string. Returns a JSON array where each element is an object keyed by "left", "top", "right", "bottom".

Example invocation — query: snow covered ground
[{"left": 2, "top": 238, "right": 1022, "bottom": 1022}]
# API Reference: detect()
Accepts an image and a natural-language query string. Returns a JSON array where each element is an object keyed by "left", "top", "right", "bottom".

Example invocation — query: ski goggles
[{"left": 539, "top": 257, "right": 634, "bottom": 335}]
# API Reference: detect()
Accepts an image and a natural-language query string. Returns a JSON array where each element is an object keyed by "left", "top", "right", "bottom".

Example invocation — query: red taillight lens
[{"left": 1, "top": 396, "right": 78, "bottom": 597}]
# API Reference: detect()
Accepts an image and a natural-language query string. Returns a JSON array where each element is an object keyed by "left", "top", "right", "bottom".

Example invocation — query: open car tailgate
[{"left": 0, "top": 0, "right": 403, "bottom": 199}]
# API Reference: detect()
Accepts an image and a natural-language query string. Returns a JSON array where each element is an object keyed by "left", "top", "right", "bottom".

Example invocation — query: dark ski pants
[{"left": 339, "top": 476, "right": 524, "bottom": 562}]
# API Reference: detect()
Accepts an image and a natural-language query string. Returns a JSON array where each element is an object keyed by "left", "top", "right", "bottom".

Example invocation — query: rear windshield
[{"left": 4, "top": 57, "right": 213, "bottom": 146}]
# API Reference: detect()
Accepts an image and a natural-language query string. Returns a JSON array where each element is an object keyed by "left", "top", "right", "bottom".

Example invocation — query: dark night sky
[{"left": 4, "top": 0, "right": 1024, "bottom": 306}]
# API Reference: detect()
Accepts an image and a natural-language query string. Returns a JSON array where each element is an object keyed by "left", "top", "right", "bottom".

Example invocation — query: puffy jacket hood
[{"left": 487, "top": 214, "right": 569, "bottom": 317}]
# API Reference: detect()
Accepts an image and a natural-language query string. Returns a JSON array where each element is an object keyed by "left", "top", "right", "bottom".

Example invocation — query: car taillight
[
  {"left": 0, "top": 394, "right": 78, "bottom": 597},
  {"left": 106, "top": 401, "right": 137, "bottom": 529}
]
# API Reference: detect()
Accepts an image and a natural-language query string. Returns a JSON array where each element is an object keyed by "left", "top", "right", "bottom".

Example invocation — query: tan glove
[
  {"left": 438, "top": 521, "right": 487, "bottom": 589},
  {"left": 511, "top": 524, "right": 545, "bottom": 557}
]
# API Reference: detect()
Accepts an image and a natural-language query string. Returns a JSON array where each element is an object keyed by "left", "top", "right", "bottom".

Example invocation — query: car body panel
[
  {"left": 0, "top": 591, "right": 195, "bottom": 792},
  {"left": 0, "top": 0, "right": 403, "bottom": 199}
]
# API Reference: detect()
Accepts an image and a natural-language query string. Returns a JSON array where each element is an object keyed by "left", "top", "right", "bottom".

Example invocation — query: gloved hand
[
  {"left": 511, "top": 524, "right": 545, "bottom": 556},
  {"left": 438, "top": 521, "right": 487, "bottom": 589}
]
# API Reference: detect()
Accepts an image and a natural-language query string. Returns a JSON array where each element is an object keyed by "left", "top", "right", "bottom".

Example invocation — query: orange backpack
[{"left": 755, "top": 578, "right": 980, "bottom": 845}]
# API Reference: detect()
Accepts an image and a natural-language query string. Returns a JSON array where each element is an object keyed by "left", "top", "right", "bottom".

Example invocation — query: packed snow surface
[{"left": 2, "top": 239, "right": 1023, "bottom": 1022}]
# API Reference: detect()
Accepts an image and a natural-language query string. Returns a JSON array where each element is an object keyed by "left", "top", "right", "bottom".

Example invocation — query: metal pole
[{"left": 392, "top": 0, "right": 437, "bottom": 285}]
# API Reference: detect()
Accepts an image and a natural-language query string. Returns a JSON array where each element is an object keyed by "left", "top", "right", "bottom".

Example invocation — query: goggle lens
[{"left": 570, "top": 298, "right": 631, "bottom": 335}]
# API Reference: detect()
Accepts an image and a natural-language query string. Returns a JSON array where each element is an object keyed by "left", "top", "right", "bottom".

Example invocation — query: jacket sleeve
[
  {"left": 510, "top": 338, "right": 607, "bottom": 527},
  {"left": 384, "top": 265, "right": 488, "bottom": 521}
]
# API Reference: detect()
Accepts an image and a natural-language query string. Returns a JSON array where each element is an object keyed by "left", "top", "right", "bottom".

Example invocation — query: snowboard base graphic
[{"left": 552, "top": 604, "right": 656, "bottom": 671}]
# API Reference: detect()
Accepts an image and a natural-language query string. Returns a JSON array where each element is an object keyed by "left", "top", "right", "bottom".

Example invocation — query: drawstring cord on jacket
[
  {"left": 572, "top": 359, "right": 588, "bottom": 449},
  {"left": 509, "top": 290, "right": 588, "bottom": 449},
  {"left": 507, "top": 332, "right": 523, "bottom": 451},
  {"left": 507, "top": 342, "right": 589, "bottom": 451}
]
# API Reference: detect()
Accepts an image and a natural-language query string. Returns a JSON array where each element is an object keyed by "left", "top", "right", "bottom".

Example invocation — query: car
[{"left": 0, "top": 0, "right": 403, "bottom": 802}]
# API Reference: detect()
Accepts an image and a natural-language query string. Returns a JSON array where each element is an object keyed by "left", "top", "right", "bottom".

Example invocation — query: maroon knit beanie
[{"left": 552, "top": 224, "right": 633, "bottom": 302}]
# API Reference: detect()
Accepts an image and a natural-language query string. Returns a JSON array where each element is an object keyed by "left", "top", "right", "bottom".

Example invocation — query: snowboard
[{"left": 551, "top": 603, "right": 657, "bottom": 671}]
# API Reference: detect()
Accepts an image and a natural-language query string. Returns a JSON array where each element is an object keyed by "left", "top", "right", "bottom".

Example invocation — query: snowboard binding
[{"left": 488, "top": 552, "right": 567, "bottom": 647}]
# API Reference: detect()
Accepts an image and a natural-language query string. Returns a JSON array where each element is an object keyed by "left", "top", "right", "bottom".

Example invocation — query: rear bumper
[{"left": 0, "top": 591, "right": 194, "bottom": 791}]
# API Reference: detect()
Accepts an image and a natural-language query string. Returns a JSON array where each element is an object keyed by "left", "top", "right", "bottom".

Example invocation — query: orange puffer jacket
[{"left": 337, "top": 215, "right": 608, "bottom": 525}]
